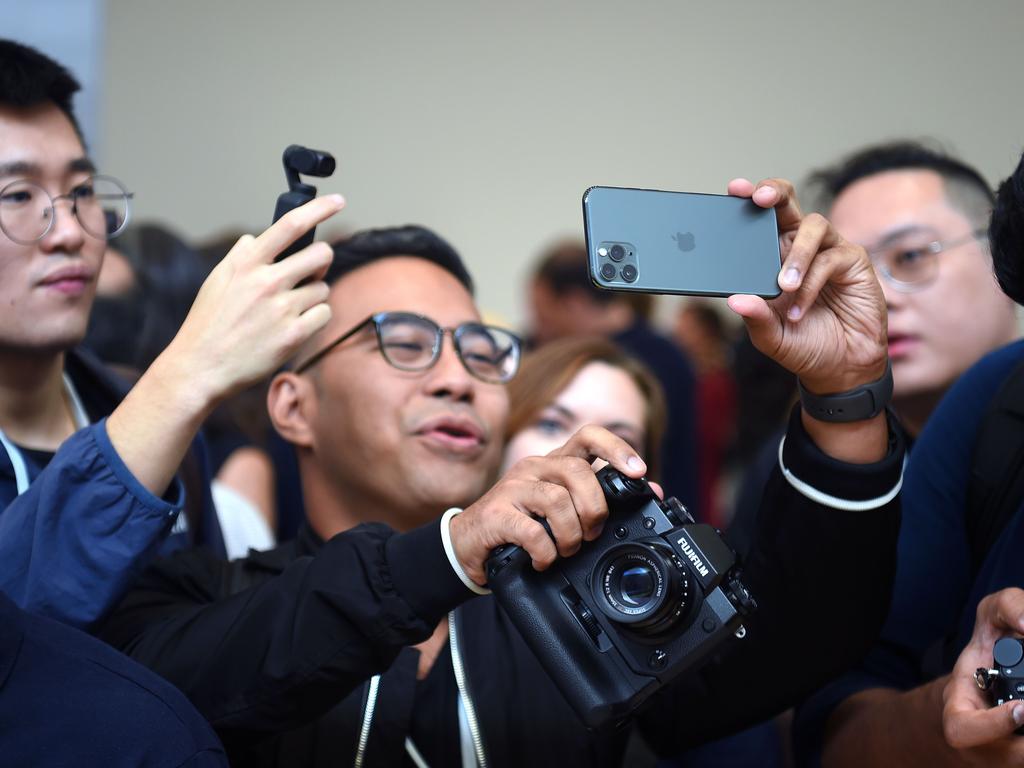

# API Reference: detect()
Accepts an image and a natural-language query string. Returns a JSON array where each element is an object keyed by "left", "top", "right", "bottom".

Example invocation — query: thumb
[
  {"left": 728, "top": 294, "right": 781, "bottom": 349},
  {"left": 946, "top": 699, "right": 1024, "bottom": 749}
]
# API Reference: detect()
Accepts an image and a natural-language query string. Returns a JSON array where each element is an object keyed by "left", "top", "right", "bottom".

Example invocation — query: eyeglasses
[
  {"left": 866, "top": 228, "right": 987, "bottom": 293},
  {"left": 294, "top": 311, "right": 522, "bottom": 383},
  {"left": 0, "top": 175, "right": 133, "bottom": 245}
]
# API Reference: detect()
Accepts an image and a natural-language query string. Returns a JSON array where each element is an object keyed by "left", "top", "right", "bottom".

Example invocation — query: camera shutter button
[{"left": 994, "top": 637, "right": 1024, "bottom": 669}]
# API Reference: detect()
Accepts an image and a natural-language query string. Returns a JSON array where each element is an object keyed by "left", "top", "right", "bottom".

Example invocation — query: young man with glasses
[
  {"left": 102, "top": 203, "right": 908, "bottom": 766},
  {"left": 792, "top": 145, "right": 1023, "bottom": 766},
  {"left": 805, "top": 141, "right": 1018, "bottom": 438},
  {"left": 0, "top": 39, "right": 345, "bottom": 628}
]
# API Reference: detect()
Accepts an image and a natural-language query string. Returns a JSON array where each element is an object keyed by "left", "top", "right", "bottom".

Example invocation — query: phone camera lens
[
  {"left": 609, "top": 245, "right": 626, "bottom": 262},
  {"left": 621, "top": 264, "right": 638, "bottom": 282},
  {"left": 600, "top": 263, "right": 617, "bottom": 281}
]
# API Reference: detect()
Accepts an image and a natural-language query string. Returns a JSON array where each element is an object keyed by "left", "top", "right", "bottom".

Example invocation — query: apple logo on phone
[{"left": 672, "top": 231, "right": 696, "bottom": 252}]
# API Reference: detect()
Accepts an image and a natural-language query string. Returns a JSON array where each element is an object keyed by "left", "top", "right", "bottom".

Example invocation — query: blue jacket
[
  {"left": 793, "top": 339, "right": 1024, "bottom": 766},
  {"left": 0, "top": 348, "right": 225, "bottom": 629},
  {"left": 0, "top": 589, "right": 227, "bottom": 766}
]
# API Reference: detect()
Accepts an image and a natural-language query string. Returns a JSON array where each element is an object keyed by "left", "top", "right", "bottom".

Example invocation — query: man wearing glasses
[
  {"left": 103, "top": 201, "right": 908, "bottom": 766},
  {"left": 804, "top": 141, "right": 1018, "bottom": 439},
  {"left": 793, "top": 144, "right": 1021, "bottom": 766},
  {"left": 0, "top": 39, "right": 349, "bottom": 629}
]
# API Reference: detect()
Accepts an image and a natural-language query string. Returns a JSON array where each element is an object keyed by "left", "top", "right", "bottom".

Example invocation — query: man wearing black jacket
[{"left": 102, "top": 180, "right": 905, "bottom": 767}]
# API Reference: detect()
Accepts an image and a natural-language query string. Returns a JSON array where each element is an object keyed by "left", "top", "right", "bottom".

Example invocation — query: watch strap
[{"left": 798, "top": 359, "right": 893, "bottom": 423}]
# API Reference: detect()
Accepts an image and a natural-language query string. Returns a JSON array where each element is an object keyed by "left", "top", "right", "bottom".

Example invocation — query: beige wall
[{"left": 101, "top": 0, "right": 1024, "bottom": 328}]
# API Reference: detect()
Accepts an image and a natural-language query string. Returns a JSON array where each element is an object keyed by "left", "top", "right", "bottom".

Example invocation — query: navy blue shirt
[
  {"left": 0, "top": 590, "right": 226, "bottom": 767},
  {"left": 794, "top": 339, "right": 1024, "bottom": 766},
  {"left": 0, "top": 348, "right": 225, "bottom": 629}
]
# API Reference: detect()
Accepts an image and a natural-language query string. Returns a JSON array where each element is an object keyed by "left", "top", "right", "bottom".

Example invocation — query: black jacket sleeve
[
  {"left": 639, "top": 406, "right": 905, "bottom": 753},
  {"left": 98, "top": 519, "right": 472, "bottom": 735}
]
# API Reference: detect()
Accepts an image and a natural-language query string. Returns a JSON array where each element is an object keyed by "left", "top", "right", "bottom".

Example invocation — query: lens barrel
[{"left": 593, "top": 541, "right": 692, "bottom": 636}]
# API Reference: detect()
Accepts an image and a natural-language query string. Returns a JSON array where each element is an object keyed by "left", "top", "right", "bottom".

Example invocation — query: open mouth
[{"left": 416, "top": 416, "right": 485, "bottom": 453}]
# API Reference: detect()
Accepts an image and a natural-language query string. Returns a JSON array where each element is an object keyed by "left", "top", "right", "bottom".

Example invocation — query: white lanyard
[
  {"left": 352, "top": 609, "right": 487, "bottom": 768},
  {"left": 0, "top": 374, "right": 90, "bottom": 495}
]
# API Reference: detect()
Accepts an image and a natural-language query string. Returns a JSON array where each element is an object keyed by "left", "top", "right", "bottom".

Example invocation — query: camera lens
[
  {"left": 621, "top": 264, "right": 638, "bottom": 282},
  {"left": 609, "top": 244, "right": 625, "bottom": 262},
  {"left": 600, "top": 263, "right": 617, "bottom": 281},
  {"left": 593, "top": 542, "right": 693, "bottom": 636},
  {"left": 619, "top": 565, "right": 659, "bottom": 608}
]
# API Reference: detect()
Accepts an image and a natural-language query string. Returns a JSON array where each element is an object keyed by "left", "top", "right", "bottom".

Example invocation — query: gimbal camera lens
[{"left": 283, "top": 145, "right": 336, "bottom": 177}]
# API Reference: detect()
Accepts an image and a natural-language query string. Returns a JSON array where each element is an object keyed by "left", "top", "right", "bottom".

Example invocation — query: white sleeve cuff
[
  {"left": 440, "top": 507, "right": 491, "bottom": 596},
  {"left": 777, "top": 436, "right": 906, "bottom": 512}
]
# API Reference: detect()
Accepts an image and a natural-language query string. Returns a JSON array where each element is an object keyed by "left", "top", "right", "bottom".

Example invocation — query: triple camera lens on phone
[{"left": 596, "top": 242, "right": 638, "bottom": 284}]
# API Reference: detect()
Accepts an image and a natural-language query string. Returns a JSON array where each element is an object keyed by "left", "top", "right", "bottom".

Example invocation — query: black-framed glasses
[
  {"left": 0, "top": 174, "right": 134, "bottom": 245},
  {"left": 866, "top": 228, "right": 987, "bottom": 293},
  {"left": 294, "top": 311, "right": 522, "bottom": 383}
]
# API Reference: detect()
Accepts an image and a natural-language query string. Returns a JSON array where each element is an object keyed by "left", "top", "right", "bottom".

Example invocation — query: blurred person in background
[
  {"left": 807, "top": 141, "right": 1018, "bottom": 439},
  {"left": 85, "top": 223, "right": 277, "bottom": 558},
  {"left": 732, "top": 141, "right": 1018, "bottom": 555},
  {"left": 794, "top": 147, "right": 1024, "bottom": 766},
  {"left": 673, "top": 300, "right": 737, "bottom": 529},
  {"left": 527, "top": 239, "right": 700, "bottom": 517}
]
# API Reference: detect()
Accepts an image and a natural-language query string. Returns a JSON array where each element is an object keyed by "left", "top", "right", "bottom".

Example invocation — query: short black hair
[
  {"left": 327, "top": 225, "right": 474, "bottom": 294},
  {"left": 990, "top": 150, "right": 1024, "bottom": 306},
  {"left": 0, "top": 39, "right": 83, "bottom": 141},
  {"left": 807, "top": 140, "right": 994, "bottom": 228}
]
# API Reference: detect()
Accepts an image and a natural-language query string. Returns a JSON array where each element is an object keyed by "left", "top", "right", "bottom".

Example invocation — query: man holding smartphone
[{"left": 102, "top": 178, "right": 907, "bottom": 765}]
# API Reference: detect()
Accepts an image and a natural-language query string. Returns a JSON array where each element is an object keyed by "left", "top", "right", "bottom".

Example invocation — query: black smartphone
[
  {"left": 272, "top": 144, "right": 336, "bottom": 261},
  {"left": 582, "top": 186, "right": 782, "bottom": 298}
]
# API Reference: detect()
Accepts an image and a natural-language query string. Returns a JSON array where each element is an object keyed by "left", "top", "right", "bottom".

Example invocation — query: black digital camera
[
  {"left": 975, "top": 636, "right": 1024, "bottom": 733},
  {"left": 486, "top": 466, "right": 755, "bottom": 729}
]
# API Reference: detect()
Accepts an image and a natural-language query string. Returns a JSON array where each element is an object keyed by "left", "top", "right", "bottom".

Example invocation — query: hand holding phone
[
  {"left": 582, "top": 185, "right": 782, "bottom": 299},
  {"left": 272, "top": 144, "right": 336, "bottom": 261}
]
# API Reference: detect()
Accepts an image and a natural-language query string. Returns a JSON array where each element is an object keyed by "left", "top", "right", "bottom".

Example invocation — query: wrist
[
  {"left": 799, "top": 359, "right": 892, "bottom": 425},
  {"left": 442, "top": 508, "right": 490, "bottom": 595},
  {"left": 140, "top": 345, "right": 220, "bottom": 427},
  {"left": 799, "top": 356, "right": 889, "bottom": 398},
  {"left": 800, "top": 409, "right": 889, "bottom": 464}
]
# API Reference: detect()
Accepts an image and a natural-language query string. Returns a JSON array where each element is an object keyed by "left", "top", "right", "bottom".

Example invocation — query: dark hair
[
  {"left": 990, "top": 150, "right": 1024, "bottom": 305},
  {"left": 82, "top": 223, "right": 211, "bottom": 370},
  {"left": 0, "top": 40, "right": 83, "bottom": 141},
  {"left": 807, "top": 140, "right": 994, "bottom": 228},
  {"left": 327, "top": 225, "right": 474, "bottom": 293},
  {"left": 533, "top": 239, "right": 654, "bottom": 320}
]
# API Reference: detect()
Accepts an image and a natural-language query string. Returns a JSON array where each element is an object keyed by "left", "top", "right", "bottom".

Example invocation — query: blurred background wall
[{"left": 5, "top": 0, "right": 1024, "bottom": 326}]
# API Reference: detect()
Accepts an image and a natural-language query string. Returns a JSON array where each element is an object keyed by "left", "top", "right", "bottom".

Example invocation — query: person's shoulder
[
  {"left": 947, "top": 339, "right": 1024, "bottom": 402},
  {"left": 916, "top": 339, "right": 1024, "bottom": 448},
  {"left": 614, "top": 324, "right": 695, "bottom": 377},
  {"left": 3, "top": 597, "right": 225, "bottom": 765}
]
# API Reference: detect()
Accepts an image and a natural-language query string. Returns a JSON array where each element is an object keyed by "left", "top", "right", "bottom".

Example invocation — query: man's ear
[{"left": 267, "top": 372, "right": 316, "bottom": 449}]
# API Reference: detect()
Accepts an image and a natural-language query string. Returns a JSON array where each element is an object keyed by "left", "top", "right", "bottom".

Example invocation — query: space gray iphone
[{"left": 582, "top": 186, "right": 782, "bottom": 298}]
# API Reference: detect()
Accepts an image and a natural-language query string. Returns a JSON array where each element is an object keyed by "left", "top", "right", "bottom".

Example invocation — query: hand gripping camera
[
  {"left": 486, "top": 466, "right": 756, "bottom": 729},
  {"left": 975, "top": 636, "right": 1024, "bottom": 733}
]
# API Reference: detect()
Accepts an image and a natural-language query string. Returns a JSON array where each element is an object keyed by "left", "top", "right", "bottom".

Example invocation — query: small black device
[
  {"left": 486, "top": 466, "right": 755, "bottom": 729},
  {"left": 975, "top": 636, "right": 1024, "bottom": 733},
  {"left": 582, "top": 185, "right": 782, "bottom": 298},
  {"left": 272, "top": 144, "right": 336, "bottom": 261}
]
